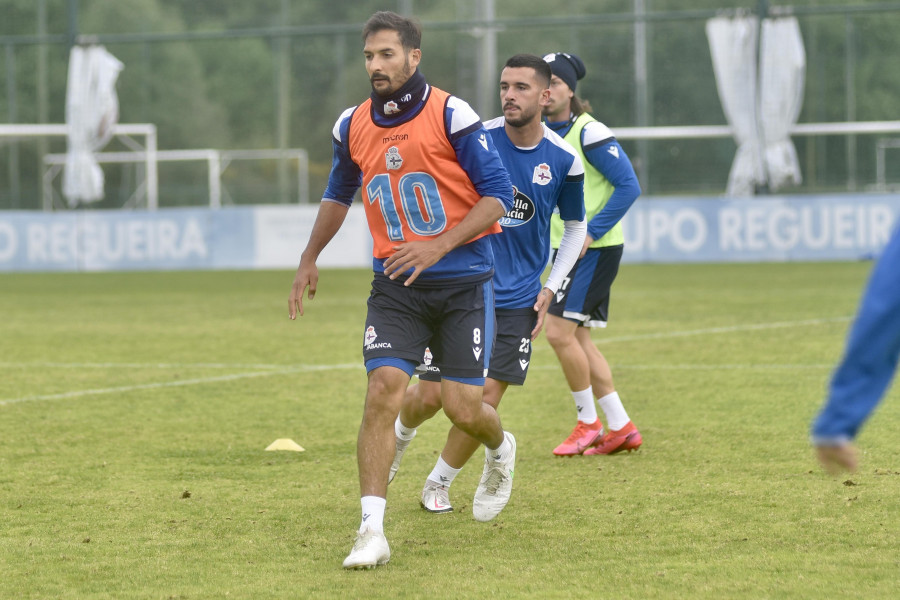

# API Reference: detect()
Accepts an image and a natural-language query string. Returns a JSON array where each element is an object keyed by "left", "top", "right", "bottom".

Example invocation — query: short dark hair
[
  {"left": 362, "top": 11, "right": 422, "bottom": 51},
  {"left": 503, "top": 54, "right": 552, "bottom": 88}
]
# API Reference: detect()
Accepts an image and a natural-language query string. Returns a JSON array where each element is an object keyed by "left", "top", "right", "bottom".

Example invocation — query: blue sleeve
[
  {"left": 557, "top": 175, "right": 585, "bottom": 222},
  {"left": 322, "top": 113, "right": 362, "bottom": 206},
  {"left": 811, "top": 225, "right": 900, "bottom": 443},
  {"left": 449, "top": 124, "right": 514, "bottom": 213},
  {"left": 583, "top": 135, "right": 641, "bottom": 241}
]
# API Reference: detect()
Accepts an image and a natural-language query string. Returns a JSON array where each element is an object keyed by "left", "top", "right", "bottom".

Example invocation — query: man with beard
[
  {"left": 288, "top": 11, "right": 517, "bottom": 570},
  {"left": 540, "top": 52, "right": 643, "bottom": 457},
  {"left": 388, "top": 54, "right": 587, "bottom": 514}
]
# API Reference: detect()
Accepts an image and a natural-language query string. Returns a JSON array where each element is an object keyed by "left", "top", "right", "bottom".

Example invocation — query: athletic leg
[
  {"left": 401, "top": 379, "right": 443, "bottom": 428},
  {"left": 418, "top": 379, "right": 507, "bottom": 513},
  {"left": 441, "top": 379, "right": 515, "bottom": 521},
  {"left": 358, "top": 365, "right": 411, "bottom": 500},
  {"left": 441, "top": 378, "right": 507, "bottom": 468},
  {"left": 576, "top": 326, "right": 614, "bottom": 398},
  {"left": 343, "top": 365, "right": 408, "bottom": 569},
  {"left": 546, "top": 314, "right": 604, "bottom": 455},
  {"left": 545, "top": 313, "right": 590, "bottom": 392},
  {"left": 571, "top": 324, "right": 642, "bottom": 454},
  {"left": 440, "top": 379, "right": 504, "bottom": 449},
  {"left": 388, "top": 378, "right": 441, "bottom": 484}
]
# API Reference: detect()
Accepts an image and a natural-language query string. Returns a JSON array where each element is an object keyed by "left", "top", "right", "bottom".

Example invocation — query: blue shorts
[
  {"left": 364, "top": 275, "right": 495, "bottom": 381},
  {"left": 548, "top": 245, "right": 623, "bottom": 328}
]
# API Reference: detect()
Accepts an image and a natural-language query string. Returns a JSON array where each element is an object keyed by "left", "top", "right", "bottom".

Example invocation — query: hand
[
  {"left": 530, "top": 288, "right": 554, "bottom": 340},
  {"left": 288, "top": 258, "right": 318, "bottom": 319},
  {"left": 816, "top": 443, "right": 859, "bottom": 475},
  {"left": 579, "top": 234, "right": 595, "bottom": 258},
  {"left": 383, "top": 239, "right": 449, "bottom": 286}
]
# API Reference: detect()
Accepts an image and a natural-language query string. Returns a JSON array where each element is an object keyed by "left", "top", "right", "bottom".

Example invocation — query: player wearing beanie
[{"left": 541, "top": 52, "right": 644, "bottom": 457}]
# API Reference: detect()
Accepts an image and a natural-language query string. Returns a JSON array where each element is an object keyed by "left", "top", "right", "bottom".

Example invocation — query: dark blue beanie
[{"left": 542, "top": 52, "right": 586, "bottom": 91}]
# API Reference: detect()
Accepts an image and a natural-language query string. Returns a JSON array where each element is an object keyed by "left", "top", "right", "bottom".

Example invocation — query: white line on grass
[
  {"left": 595, "top": 316, "right": 851, "bottom": 344},
  {"left": 1, "top": 316, "right": 849, "bottom": 406},
  {"left": 0, "top": 363, "right": 360, "bottom": 407},
  {"left": 529, "top": 363, "right": 835, "bottom": 371},
  {"left": 1, "top": 316, "right": 852, "bottom": 372},
  {"left": 0, "top": 361, "right": 293, "bottom": 370}
]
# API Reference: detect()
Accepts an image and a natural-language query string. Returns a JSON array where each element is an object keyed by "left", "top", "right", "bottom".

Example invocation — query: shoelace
[
  {"left": 481, "top": 466, "right": 508, "bottom": 495},
  {"left": 353, "top": 530, "right": 377, "bottom": 551}
]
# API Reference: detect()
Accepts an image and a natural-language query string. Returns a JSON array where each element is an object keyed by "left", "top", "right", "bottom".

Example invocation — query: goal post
[
  {"left": 0, "top": 123, "right": 158, "bottom": 210},
  {"left": 41, "top": 148, "right": 310, "bottom": 208}
]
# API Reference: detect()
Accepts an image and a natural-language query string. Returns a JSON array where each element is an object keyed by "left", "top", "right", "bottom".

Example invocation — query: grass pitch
[{"left": 1, "top": 263, "right": 899, "bottom": 599}]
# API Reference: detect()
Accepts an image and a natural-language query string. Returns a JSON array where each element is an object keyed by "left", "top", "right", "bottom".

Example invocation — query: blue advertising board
[
  {"left": 620, "top": 194, "right": 900, "bottom": 262},
  {"left": 1, "top": 195, "right": 898, "bottom": 272}
]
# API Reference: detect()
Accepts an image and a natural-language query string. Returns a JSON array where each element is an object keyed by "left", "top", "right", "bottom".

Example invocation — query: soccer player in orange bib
[{"left": 289, "top": 11, "right": 516, "bottom": 570}]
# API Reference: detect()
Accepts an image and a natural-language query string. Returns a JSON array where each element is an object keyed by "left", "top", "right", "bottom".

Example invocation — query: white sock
[
  {"left": 360, "top": 496, "right": 386, "bottom": 533},
  {"left": 426, "top": 456, "right": 461, "bottom": 488},
  {"left": 572, "top": 387, "right": 599, "bottom": 424},
  {"left": 488, "top": 434, "right": 513, "bottom": 462},
  {"left": 395, "top": 416, "right": 417, "bottom": 441},
  {"left": 597, "top": 391, "right": 630, "bottom": 431}
]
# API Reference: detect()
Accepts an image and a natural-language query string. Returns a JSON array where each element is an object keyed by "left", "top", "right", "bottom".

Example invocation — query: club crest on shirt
[
  {"left": 384, "top": 100, "right": 400, "bottom": 115},
  {"left": 532, "top": 163, "right": 553, "bottom": 186},
  {"left": 385, "top": 146, "right": 403, "bottom": 170},
  {"left": 498, "top": 186, "right": 535, "bottom": 227}
]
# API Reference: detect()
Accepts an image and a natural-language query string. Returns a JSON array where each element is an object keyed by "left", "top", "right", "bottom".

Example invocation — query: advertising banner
[
  {"left": 1, "top": 195, "right": 897, "bottom": 272},
  {"left": 621, "top": 194, "right": 900, "bottom": 263}
]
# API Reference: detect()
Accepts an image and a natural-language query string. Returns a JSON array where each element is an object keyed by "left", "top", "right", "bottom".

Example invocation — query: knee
[
  {"left": 444, "top": 401, "right": 479, "bottom": 431},
  {"left": 367, "top": 376, "right": 397, "bottom": 402},
  {"left": 405, "top": 382, "right": 443, "bottom": 422},
  {"left": 545, "top": 321, "right": 570, "bottom": 349},
  {"left": 419, "top": 384, "right": 443, "bottom": 417},
  {"left": 364, "top": 370, "right": 406, "bottom": 416}
]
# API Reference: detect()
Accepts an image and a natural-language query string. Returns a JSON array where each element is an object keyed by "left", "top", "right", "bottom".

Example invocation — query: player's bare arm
[
  {"left": 289, "top": 201, "right": 349, "bottom": 319},
  {"left": 383, "top": 195, "right": 506, "bottom": 285}
]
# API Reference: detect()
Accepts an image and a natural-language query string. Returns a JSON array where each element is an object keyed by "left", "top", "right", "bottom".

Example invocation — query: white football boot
[
  {"left": 473, "top": 432, "right": 516, "bottom": 522},
  {"left": 342, "top": 526, "right": 390, "bottom": 570},
  {"left": 420, "top": 480, "right": 453, "bottom": 513}
]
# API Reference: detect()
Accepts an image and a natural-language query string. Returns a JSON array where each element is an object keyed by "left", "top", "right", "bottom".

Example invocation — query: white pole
[
  {"left": 634, "top": 0, "right": 649, "bottom": 187},
  {"left": 146, "top": 125, "right": 158, "bottom": 210},
  {"left": 297, "top": 149, "right": 309, "bottom": 204},
  {"left": 476, "top": 0, "right": 497, "bottom": 120},
  {"left": 209, "top": 151, "right": 222, "bottom": 209}
]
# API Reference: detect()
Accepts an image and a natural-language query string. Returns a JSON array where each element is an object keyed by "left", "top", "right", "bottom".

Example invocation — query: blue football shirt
[{"left": 483, "top": 117, "right": 585, "bottom": 309}]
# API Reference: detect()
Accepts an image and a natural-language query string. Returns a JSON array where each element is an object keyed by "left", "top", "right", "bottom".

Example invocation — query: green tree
[{"left": 81, "top": 0, "right": 229, "bottom": 150}]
